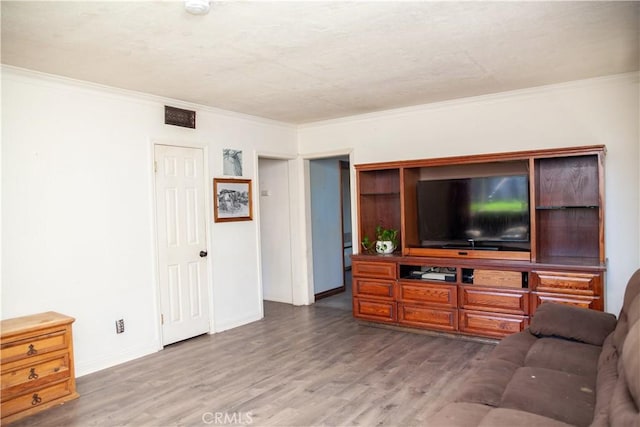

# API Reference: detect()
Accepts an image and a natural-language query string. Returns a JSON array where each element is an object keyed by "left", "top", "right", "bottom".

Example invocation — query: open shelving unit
[{"left": 352, "top": 145, "right": 606, "bottom": 339}]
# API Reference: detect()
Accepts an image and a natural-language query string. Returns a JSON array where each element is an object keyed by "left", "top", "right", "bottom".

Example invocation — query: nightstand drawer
[
  {"left": 398, "top": 282, "right": 457, "bottom": 307},
  {"left": 1, "top": 380, "right": 73, "bottom": 419},
  {"left": 353, "top": 278, "right": 395, "bottom": 300},
  {"left": 1, "top": 330, "right": 68, "bottom": 365},
  {"left": 1, "top": 353, "right": 70, "bottom": 398}
]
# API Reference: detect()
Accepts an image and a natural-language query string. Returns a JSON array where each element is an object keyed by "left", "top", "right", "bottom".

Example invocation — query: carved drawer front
[
  {"left": 1, "top": 330, "right": 68, "bottom": 365},
  {"left": 352, "top": 261, "right": 396, "bottom": 280},
  {"left": 459, "top": 286, "right": 529, "bottom": 315},
  {"left": 532, "top": 271, "right": 600, "bottom": 296},
  {"left": 353, "top": 298, "right": 396, "bottom": 322},
  {"left": 1, "top": 354, "right": 70, "bottom": 399},
  {"left": 353, "top": 278, "right": 395, "bottom": 300},
  {"left": 530, "top": 292, "right": 600, "bottom": 314},
  {"left": 398, "top": 304, "right": 457, "bottom": 332},
  {"left": 459, "top": 309, "right": 528, "bottom": 339},
  {"left": 1, "top": 380, "right": 73, "bottom": 419},
  {"left": 398, "top": 282, "right": 457, "bottom": 307}
]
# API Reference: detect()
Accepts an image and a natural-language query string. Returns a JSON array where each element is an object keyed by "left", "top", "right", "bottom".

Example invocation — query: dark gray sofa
[{"left": 430, "top": 269, "right": 640, "bottom": 426}]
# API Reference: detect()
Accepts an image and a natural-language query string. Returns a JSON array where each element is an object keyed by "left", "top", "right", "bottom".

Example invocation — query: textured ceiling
[{"left": 2, "top": 1, "right": 638, "bottom": 124}]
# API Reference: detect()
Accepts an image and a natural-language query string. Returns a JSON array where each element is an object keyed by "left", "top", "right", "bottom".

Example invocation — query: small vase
[{"left": 375, "top": 240, "right": 395, "bottom": 254}]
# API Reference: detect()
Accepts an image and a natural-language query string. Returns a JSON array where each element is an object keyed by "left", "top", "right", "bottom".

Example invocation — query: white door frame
[
  {"left": 149, "top": 138, "right": 214, "bottom": 348},
  {"left": 300, "top": 149, "right": 354, "bottom": 305}
]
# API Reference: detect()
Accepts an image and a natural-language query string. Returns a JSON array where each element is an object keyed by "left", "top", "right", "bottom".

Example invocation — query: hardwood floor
[{"left": 10, "top": 302, "right": 494, "bottom": 427}]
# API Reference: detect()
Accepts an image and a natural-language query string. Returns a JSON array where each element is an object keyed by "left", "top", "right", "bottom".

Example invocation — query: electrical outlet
[{"left": 115, "top": 319, "right": 125, "bottom": 334}]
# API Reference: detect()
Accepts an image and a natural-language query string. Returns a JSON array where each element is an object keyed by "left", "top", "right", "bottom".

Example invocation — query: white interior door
[{"left": 154, "top": 145, "right": 210, "bottom": 345}]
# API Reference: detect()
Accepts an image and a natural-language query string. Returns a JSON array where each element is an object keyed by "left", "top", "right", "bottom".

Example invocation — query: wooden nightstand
[{"left": 1, "top": 312, "right": 79, "bottom": 424}]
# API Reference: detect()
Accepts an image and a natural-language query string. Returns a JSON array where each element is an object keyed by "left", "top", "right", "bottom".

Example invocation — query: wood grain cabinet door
[
  {"left": 353, "top": 298, "right": 396, "bottom": 322},
  {"left": 459, "top": 286, "right": 529, "bottom": 315},
  {"left": 352, "top": 261, "right": 397, "bottom": 280},
  {"left": 531, "top": 271, "right": 601, "bottom": 296},
  {"left": 398, "top": 304, "right": 457, "bottom": 332},
  {"left": 353, "top": 278, "right": 395, "bottom": 300},
  {"left": 398, "top": 282, "right": 457, "bottom": 307},
  {"left": 459, "top": 309, "right": 528, "bottom": 339}
]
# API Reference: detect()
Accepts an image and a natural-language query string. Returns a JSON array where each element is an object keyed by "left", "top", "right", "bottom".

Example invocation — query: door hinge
[
  {"left": 161, "top": 314, "right": 164, "bottom": 325},
  {"left": 154, "top": 161, "right": 158, "bottom": 173}
]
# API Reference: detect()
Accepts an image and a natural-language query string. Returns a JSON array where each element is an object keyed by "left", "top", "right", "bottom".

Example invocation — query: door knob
[{"left": 199, "top": 250, "right": 208, "bottom": 258}]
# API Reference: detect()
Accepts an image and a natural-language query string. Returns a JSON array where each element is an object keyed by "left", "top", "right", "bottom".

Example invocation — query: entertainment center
[{"left": 352, "top": 145, "right": 606, "bottom": 339}]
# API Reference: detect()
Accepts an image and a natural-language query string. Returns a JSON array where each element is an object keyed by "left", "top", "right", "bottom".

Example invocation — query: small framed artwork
[
  {"left": 223, "top": 148, "right": 243, "bottom": 176},
  {"left": 214, "top": 178, "right": 253, "bottom": 222}
]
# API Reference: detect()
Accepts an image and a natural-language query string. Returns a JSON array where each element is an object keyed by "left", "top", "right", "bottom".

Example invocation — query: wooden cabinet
[
  {"left": 352, "top": 146, "right": 606, "bottom": 340},
  {"left": 1, "top": 312, "right": 79, "bottom": 424},
  {"left": 352, "top": 260, "right": 397, "bottom": 323}
]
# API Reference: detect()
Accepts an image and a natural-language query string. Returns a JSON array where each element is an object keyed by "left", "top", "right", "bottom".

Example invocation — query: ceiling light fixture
[{"left": 185, "top": 0, "right": 210, "bottom": 15}]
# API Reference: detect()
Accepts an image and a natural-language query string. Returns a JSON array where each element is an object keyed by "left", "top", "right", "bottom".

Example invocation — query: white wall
[
  {"left": 298, "top": 73, "right": 640, "bottom": 315},
  {"left": 258, "top": 158, "right": 293, "bottom": 303},
  {"left": 1, "top": 67, "right": 297, "bottom": 375}
]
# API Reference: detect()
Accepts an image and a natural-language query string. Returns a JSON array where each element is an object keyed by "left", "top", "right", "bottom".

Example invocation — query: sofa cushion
[
  {"left": 529, "top": 302, "right": 616, "bottom": 346},
  {"left": 454, "top": 359, "right": 520, "bottom": 406},
  {"left": 613, "top": 293, "right": 640, "bottom": 352},
  {"left": 500, "top": 367, "right": 595, "bottom": 427},
  {"left": 620, "top": 268, "right": 640, "bottom": 317},
  {"left": 478, "top": 408, "right": 573, "bottom": 427},
  {"left": 621, "top": 320, "right": 639, "bottom": 408},
  {"left": 490, "top": 329, "right": 537, "bottom": 365},
  {"left": 590, "top": 333, "right": 619, "bottom": 427},
  {"left": 524, "top": 337, "right": 600, "bottom": 379},
  {"left": 427, "top": 402, "right": 491, "bottom": 427}
]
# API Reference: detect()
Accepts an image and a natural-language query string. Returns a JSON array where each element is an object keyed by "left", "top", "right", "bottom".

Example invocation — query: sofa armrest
[{"left": 529, "top": 302, "right": 616, "bottom": 346}]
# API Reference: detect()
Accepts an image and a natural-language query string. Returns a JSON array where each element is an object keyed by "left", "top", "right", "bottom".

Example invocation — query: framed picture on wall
[
  {"left": 223, "top": 148, "right": 243, "bottom": 176},
  {"left": 214, "top": 178, "right": 253, "bottom": 222}
]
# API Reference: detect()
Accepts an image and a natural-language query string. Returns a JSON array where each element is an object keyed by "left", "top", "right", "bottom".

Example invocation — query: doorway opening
[
  {"left": 309, "top": 155, "right": 352, "bottom": 310},
  {"left": 258, "top": 157, "right": 294, "bottom": 306}
]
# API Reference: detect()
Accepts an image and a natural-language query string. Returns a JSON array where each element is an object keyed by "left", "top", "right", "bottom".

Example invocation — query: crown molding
[
  {"left": 299, "top": 72, "right": 639, "bottom": 130},
  {"left": 0, "top": 65, "right": 296, "bottom": 130}
]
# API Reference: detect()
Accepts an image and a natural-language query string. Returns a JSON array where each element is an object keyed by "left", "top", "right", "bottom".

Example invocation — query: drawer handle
[
  {"left": 31, "top": 393, "right": 42, "bottom": 405},
  {"left": 27, "top": 344, "right": 38, "bottom": 356},
  {"left": 28, "top": 368, "right": 39, "bottom": 380}
]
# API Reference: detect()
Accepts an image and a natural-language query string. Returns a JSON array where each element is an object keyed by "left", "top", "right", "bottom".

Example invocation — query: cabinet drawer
[
  {"left": 398, "top": 282, "right": 456, "bottom": 307},
  {"left": 353, "top": 298, "right": 396, "bottom": 322},
  {"left": 1, "top": 380, "right": 73, "bottom": 419},
  {"left": 353, "top": 278, "right": 395, "bottom": 300},
  {"left": 531, "top": 292, "right": 600, "bottom": 314},
  {"left": 352, "top": 261, "right": 396, "bottom": 280},
  {"left": 532, "top": 271, "right": 601, "bottom": 296},
  {"left": 459, "top": 286, "right": 529, "bottom": 315},
  {"left": 1, "top": 353, "right": 70, "bottom": 399},
  {"left": 398, "top": 304, "right": 457, "bottom": 332},
  {"left": 1, "top": 330, "right": 68, "bottom": 365},
  {"left": 459, "top": 309, "right": 528, "bottom": 339}
]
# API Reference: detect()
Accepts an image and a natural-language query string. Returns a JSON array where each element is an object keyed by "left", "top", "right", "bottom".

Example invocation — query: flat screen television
[{"left": 416, "top": 175, "right": 530, "bottom": 251}]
